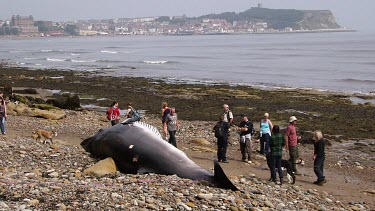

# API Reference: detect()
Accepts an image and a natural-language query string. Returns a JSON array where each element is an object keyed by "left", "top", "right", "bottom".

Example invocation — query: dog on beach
[
  {"left": 281, "top": 158, "right": 305, "bottom": 184},
  {"left": 32, "top": 129, "right": 57, "bottom": 145},
  {"left": 268, "top": 155, "right": 304, "bottom": 184}
]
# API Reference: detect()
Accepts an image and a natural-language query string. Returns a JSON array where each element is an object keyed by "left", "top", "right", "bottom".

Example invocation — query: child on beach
[{"left": 313, "top": 130, "right": 327, "bottom": 185}]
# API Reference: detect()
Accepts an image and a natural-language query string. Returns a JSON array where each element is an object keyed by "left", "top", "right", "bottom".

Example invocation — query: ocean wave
[
  {"left": 46, "top": 58, "right": 66, "bottom": 62},
  {"left": 100, "top": 50, "right": 118, "bottom": 54},
  {"left": 24, "top": 57, "right": 39, "bottom": 60},
  {"left": 71, "top": 53, "right": 80, "bottom": 56},
  {"left": 71, "top": 59, "right": 96, "bottom": 63},
  {"left": 143, "top": 60, "right": 168, "bottom": 64},
  {"left": 341, "top": 78, "right": 375, "bottom": 84},
  {"left": 97, "top": 59, "right": 124, "bottom": 63}
]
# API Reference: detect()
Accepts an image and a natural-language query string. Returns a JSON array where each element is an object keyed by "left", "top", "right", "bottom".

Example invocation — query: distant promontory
[{"left": 197, "top": 7, "right": 341, "bottom": 30}]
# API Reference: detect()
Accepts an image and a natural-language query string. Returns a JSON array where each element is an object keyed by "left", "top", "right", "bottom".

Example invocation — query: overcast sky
[{"left": 0, "top": 0, "right": 374, "bottom": 32}]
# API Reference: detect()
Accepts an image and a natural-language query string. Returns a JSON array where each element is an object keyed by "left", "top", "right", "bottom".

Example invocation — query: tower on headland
[{"left": 257, "top": 3, "right": 263, "bottom": 8}]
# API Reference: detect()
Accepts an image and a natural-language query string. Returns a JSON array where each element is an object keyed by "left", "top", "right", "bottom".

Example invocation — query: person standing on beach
[
  {"left": 285, "top": 116, "right": 301, "bottom": 175},
  {"left": 259, "top": 113, "right": 273, "bottom": 155},
  {"left": 269, "top": 125, "right": 285, "bottom": 184},
  {"left": 0, "top": 95, "right": 7, "bottom": 135},
  {"left": 161, "top": 102, "right": 171, "bottom": 125},
  {"left": 213, "top": 115, "right": 230, "bottom": 163},
  {"left": 238, "top": 114, "right": 254, "bottom": 163},
  {"left": 107, "top": 101, "right": 121, "bottom": 126},
  {"left": 313, "top": 130, "right": 327, "bottom": 185},
  {"left": 163, "top": 107, "right": 179, "bottom": 148},
  {"left": 222, "top": 104, "right": 234, "bottom": 125}
]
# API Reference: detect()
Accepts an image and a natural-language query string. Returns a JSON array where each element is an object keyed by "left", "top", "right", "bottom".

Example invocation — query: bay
[{"left": 1, "top": 32, "right": 374, "bottom": 94}]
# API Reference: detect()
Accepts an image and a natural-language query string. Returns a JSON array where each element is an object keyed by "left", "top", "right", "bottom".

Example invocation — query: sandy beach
[{"left": 0, "top": 65, "right": 374, "bottom": 210}]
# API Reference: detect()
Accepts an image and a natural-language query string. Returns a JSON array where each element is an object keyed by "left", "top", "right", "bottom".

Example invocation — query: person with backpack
[
  {"left": 238, "top": 114, "right": 254, "bottom": 163},
  {"left": 163, "top": 107, "right": 179, "bottom": 148},
  {"left": 161, "top": 102, "right": 171, "bottom": 125},
  {"left": 107, "top": 101, "right": 120, "bottom": 126},
  {"left": 222, "top": 104, "right": 234, "bottom": 125},
  {"left": 122, "top": 102, "right": 141, "bottom": 124},
  {"left": 213, "top": 115, "right": 230, "bottom": 163}
]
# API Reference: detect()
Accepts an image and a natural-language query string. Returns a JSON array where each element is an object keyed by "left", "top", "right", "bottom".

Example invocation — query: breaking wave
[
  {"left": 100, "top": 50, "right": 118, "bottom": 54},
  {"left": 46, "top": 58, "right": 66, "bottom": 62},
  {"left": 143, "top": 60, "right": 168, "bottom": 64},
  {"left": 71, "top": 59, "right": 96, "bottom": 63}
]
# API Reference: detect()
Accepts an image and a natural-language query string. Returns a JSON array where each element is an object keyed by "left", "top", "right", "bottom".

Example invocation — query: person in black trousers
[
  {"left": 313, "top": 130, "right": 327, "bottom": 185},
  {"left": 213, "top": 115, "right": 230, "bottom": 163}
]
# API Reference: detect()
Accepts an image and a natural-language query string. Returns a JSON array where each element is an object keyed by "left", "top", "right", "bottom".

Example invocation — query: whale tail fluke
[{"left": 213, "top": 160, "right": 239, "bottom": 191}]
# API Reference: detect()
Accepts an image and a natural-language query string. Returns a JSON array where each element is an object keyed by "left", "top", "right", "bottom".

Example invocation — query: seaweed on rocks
[{"left": 1, "top": 65, "right": 374, "bottom": 139}]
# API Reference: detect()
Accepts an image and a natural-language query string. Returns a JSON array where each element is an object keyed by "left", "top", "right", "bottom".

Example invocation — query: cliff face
[
  {"left": 199, "top": 8, "right": 342, "bottom": 30},
  {"left": 298, "top": 10, "right": 341, "bottom": 30}
]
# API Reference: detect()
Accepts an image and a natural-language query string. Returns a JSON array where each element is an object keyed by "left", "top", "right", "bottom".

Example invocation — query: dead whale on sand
[{"left": 81, "top": 122, "right": 238, "bottom": 191}]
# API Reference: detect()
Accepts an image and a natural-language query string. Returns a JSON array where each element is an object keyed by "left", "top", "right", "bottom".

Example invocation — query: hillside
[{"left": 198, "top": 7, "right": 341, "bottom": 30}]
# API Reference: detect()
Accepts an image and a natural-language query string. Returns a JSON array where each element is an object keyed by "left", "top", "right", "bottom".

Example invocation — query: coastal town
[{"left": 0, "top": 5, "right": 350, "bottom": 37}]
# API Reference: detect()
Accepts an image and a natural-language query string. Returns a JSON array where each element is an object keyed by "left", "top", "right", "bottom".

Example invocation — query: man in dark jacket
[
  {"left": 214, "top": 115, "right": 230, "bottom": 163},
  {"left": 238, "top": 114, "right": 254, "bottom": 163}
]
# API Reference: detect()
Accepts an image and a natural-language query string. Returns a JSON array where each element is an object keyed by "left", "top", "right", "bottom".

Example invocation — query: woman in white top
[{"left": 259, "top": 113, "right": 273, "bottom": 155}]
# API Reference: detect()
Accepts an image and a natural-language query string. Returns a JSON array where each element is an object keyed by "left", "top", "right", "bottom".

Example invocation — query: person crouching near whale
[
  {"left": 163, "top": 107, "right": 179, "bottom": 148},
  {"left": 269, "top": 125, "right": 285, "bottom": 184},
  {"left": 313, "top": 130, "right": 327, "bottom": 185}
]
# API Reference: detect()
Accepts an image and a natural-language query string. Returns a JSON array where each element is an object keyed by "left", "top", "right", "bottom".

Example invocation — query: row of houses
[{"left": 1, "top": 15, "right": 272, "bottom": 37}]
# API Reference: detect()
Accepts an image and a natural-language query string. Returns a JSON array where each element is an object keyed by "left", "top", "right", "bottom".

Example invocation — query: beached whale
[{"left": 81, "top": 122, "right": 238, "bottom": 191}]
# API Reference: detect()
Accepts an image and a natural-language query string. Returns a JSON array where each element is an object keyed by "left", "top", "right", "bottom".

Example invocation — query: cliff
[{"left": 198, "top": 7, "right": 342, "bottom": 30}]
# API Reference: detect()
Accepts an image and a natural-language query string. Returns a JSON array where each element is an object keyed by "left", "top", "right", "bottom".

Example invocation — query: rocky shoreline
[
  {"left": 0, "top": 65, "right": 374, "bottom": 210},
  {"left": 1, "top": 111, "right": 373, "bottom": 210}
]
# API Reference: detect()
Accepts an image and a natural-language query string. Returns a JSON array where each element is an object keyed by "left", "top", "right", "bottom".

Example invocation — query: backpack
[
  {"left": 106, "top": 107, "right": 113, "bottom": 121},
  {"left": 162, "top": 108, "right": 171, "bottom": 123},
  {"left": 214, "top": 122, "right": 224, "bottom": 138},
  {"left": 131, "top": 107, "right": 141, "bottom": 121}
]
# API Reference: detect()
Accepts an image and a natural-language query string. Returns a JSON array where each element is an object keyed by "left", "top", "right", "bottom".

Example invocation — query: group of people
[
  {"left": 106, "top": 100, "right": 326, "bottom": 185},
  {"left": 214, "top": 104, "right": 326, "bottom": 186},
  {"left": 106, "top": 101, "right": 140, "bottom": 126},
  {"left": 107, "top": 101, "right": 180, "bottom": 148}
]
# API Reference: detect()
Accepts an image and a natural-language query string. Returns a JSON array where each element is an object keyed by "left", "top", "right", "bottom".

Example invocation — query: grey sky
[{"left": 0, "top": 0, "right": 374, "bottom": 32}]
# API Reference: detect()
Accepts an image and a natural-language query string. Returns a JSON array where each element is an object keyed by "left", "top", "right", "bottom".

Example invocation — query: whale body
[{"left": 81, "top": 122, "right": 238, "bottom": 191}]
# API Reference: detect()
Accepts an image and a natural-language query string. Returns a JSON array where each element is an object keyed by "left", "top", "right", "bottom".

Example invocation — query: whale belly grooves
[{"left": 81, "top": 122, "right": 238, "bottom": 191}]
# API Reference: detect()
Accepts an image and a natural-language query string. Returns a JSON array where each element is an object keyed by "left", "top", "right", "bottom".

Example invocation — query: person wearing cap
[
  {"left": 238, "top": 114, "right": 254, "bottom": 163},
  {"left": 285, "top": 116, "right": 301, "bottom": 175},
  {"left": 259, "top": 112, "right": 273, "bottom": 155},
  {"left": 222, "top": 104, "right": 234, "bottom": 125}
]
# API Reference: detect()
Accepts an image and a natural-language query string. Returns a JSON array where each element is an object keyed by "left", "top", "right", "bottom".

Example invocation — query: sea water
[{"left": 1, "top": 32, "right": 374, "bottom": 95}]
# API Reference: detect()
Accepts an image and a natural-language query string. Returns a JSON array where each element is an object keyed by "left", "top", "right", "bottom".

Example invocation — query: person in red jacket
[{"left": 107, "top": 101, "right": 121, "bottom": 126}]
